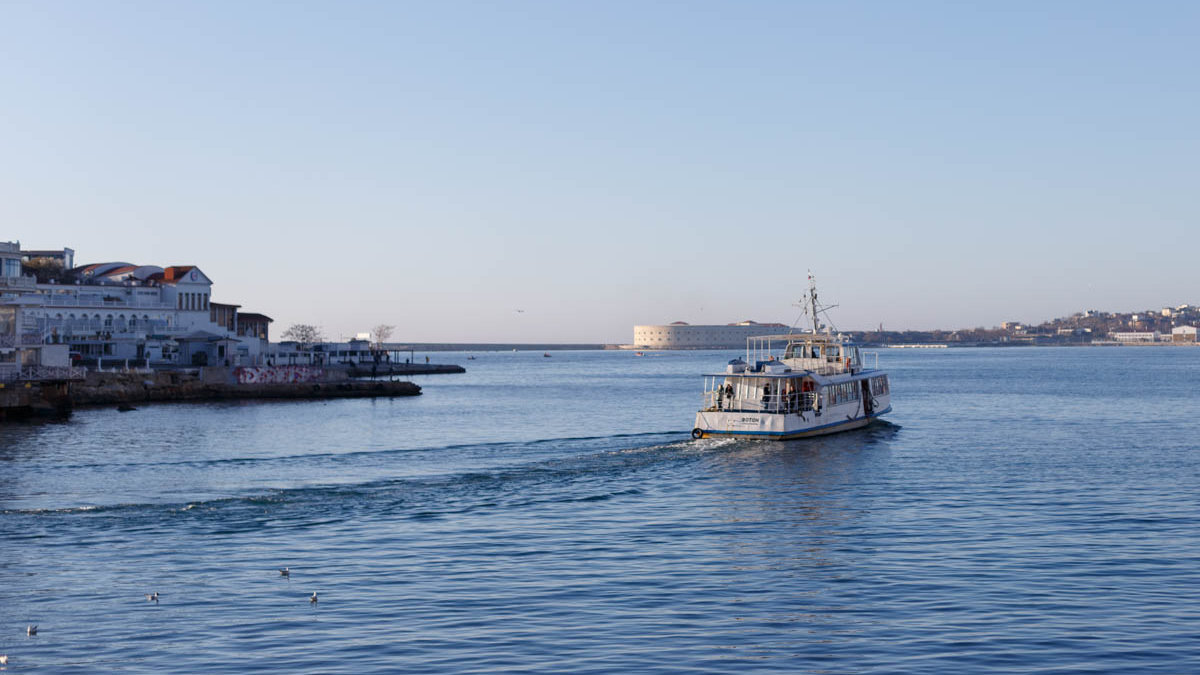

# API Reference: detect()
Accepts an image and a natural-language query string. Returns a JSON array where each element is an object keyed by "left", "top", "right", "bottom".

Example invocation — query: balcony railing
[
  {"left": 0, "top": 275, "right": 36, "bottom": 289},
  {"left": 41, "top": 295, "right": 164, "bottom": 308},
  {"left": 0, "top": 333, "right": 70, "bottom": 347},
  {"left": 0, "top": 365, "right": 87, "bottom": 383}
]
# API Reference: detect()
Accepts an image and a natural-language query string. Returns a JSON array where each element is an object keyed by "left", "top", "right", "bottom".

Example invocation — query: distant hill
[{"left": 848, "top": 304, "right": 1198, "bottom": 346}]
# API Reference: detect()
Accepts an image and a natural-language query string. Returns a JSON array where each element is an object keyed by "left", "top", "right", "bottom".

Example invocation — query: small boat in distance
[
  {"left": 543, "top": 352, "right": 552, "bottom": 358},
  {"left": 691, "top": 275, "right": 892, "bottom": 440}
]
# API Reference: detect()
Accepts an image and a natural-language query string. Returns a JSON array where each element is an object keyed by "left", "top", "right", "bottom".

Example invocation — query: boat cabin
[
  {"left": 699, "top": 334, "right": 875, "bottom": 415},
  {"left": 781, "top": 337, "right": 862, "bottom": 375}
]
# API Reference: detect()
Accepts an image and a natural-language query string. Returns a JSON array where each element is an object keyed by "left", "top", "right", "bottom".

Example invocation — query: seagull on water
[
  {"left": 279, "top": 567, "right": 290, "bottom": 578},
  {"left": 310, "top": 592, "right": 318, "bottom": 604},
  {"left": 1, "top": 653, "right": 9, "bottom": 665},
  {"left": 26, "top": 625, "right": 37, "bottom": 636},
  {"left": 145, "top": 592, "right": 159, "bottom": 603}
]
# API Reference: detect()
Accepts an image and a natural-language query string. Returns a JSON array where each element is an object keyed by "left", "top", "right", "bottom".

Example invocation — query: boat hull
[{"left": 693, "top": 405, "right": 891, "bottom": 440}]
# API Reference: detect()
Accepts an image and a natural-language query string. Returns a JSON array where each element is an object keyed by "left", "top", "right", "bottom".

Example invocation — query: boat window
[
  {"left": 870, "top": 375, "right": 890, "bottom": 396},
  {"left": 828, "top": 381, "right": 861, "bottom": 405}
]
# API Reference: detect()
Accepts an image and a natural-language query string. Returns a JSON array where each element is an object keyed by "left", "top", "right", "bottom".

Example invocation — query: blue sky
[{"left": 2, "top": 1, "right": 1197, "bottom": 342}]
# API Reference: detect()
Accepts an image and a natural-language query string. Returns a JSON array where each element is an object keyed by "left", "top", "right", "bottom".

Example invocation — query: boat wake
[{"left": 0, "top": 431, "right": 736, "bottom": 527}]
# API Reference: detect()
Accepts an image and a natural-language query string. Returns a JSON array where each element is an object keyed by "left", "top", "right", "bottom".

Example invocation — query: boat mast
[
  {"left": 807, "top": 272, "right": 820, "bottom": 334},
  {"left": 802, "top": 272, "right": 838, "bottom": 335}
]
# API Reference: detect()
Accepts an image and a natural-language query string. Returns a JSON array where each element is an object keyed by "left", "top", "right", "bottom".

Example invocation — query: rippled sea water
[{"left": 2, "top": 347, "right": 1199, "bottom": 673}]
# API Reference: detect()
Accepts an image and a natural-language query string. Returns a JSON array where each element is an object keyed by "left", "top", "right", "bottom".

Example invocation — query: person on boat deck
[
  {"left": 784, "top": 382, "right": 797, "bottom": 412},
  {"left": 761, "top": 382, "right": 772, "bottom": 410},
  {"left": 716, "top": 382, "right": 725, "bottom": 410},
  {"left": 724, "top": 383, "right": 734, "bottom": 406}
]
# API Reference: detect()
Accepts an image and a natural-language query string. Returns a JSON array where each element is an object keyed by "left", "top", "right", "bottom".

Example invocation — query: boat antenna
[{"left": 797, "top": 271, "right": 839, "bottom": 334}]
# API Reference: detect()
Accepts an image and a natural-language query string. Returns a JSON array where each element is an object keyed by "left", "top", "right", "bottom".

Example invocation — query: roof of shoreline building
[
  {"left": 75, "top": 262, "right": 135, "bottom": 279},
  {"left": 66, "top": 262, "right": 211, "bottom": 286}
]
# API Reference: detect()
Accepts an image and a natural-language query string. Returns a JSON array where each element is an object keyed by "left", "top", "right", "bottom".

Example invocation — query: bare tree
[
  {"left": 281, "top": 324, "right": 324, "bottom": 349},
  {"left": 372, "top": 324, "right": 395, "bottom": 351}
]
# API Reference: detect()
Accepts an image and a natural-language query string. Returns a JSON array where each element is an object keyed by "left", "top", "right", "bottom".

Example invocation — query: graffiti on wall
[{"left": 234, "top": 366, "right": 325, "bottom": 385}]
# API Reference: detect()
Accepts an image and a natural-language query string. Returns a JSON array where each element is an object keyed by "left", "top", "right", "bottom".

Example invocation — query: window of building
[{"left": 2, "top": 258, "right": 21, "bottom": 277}]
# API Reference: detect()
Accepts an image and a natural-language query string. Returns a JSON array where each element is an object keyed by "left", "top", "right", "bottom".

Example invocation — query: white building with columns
[{"left": 2, "top": 242, "right": 271, "bottom": 367}]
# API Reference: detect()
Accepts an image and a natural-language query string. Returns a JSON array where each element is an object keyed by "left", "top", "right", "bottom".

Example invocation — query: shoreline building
[
  {"left": 1, "top": 241, "right": 273, "bottom": 367},
  {"left": 2, "top": 242, "right": 78, "bottom": 384},
  {"left": 1171, "top": 326, "right": 1197, "bottom": 343},
  {"left": 1109, "top": 331, "right": 1161, "bottom": 343},
  {"left": 632, "top": 320, "right": 791, "bottom": 349}
]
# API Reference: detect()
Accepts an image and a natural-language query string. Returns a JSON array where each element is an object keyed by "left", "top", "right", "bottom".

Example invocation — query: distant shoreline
[
  {"left": 611, "top": 342, "right": 1200, "bottom": 350},
  {"left": 383, "top": 343, "right": 609, "bottom": 352},
  {"left": 380, "top": 341, "right": 1200, "bottom": 352}
]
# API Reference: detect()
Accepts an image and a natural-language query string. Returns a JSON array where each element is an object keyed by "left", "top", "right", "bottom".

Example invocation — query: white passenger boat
[{"left": 691, "top": 278, "right": 892, "bottom": 440}]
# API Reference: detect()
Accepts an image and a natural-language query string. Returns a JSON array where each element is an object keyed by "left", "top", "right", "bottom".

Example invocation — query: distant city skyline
[{"left": 4, "top": 2, "right": 1198, "bottom": 342}]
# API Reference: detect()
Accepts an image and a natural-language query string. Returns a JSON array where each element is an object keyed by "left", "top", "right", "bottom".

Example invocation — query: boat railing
[{"left": 704, "top": 390, "right": 819, "bottom": 414}]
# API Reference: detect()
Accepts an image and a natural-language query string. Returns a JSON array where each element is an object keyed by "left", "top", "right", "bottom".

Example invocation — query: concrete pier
[{"left": 343, "top": 363, "right": 465, "bottom": 377}]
